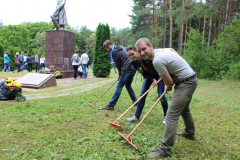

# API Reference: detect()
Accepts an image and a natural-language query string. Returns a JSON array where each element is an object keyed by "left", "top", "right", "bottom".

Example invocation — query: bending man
[
  {"left": 126, "top": 46, "right": 168, "bottom": 124},
  {"left": 136, "top": 38, "right": 197, "bottom": 159},
  {"left": 102, "top": 40, "right": 137, "bottom": 110}
]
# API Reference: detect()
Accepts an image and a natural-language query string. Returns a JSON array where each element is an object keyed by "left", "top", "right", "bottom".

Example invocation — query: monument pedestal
[{"left": 45, "top": 30, "right": 75, "bottom": 78}]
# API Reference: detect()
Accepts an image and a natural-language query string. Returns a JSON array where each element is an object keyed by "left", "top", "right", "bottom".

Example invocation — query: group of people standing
[
  {"left": 2, "top": 49, "right": 46, "bottom": 73},
  {"left": 101, "top": 38, "right": 197, "bottom": 159},
  {"left": 71, "top": 50, "right": 89, "bottom": 80}
]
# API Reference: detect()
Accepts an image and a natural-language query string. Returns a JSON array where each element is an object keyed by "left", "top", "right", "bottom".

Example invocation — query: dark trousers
[
  {"left": 78, "top": 71, "right": 83, "bottom": 77},
  {"left": 135, "top": 76, "right": 168, "bottom": 119},
  {"left": 14, "top": 64, "right": 21, "bottom": 72},
  {"left": 28, "top": 63, "right": 33, "bottom": 72},
  {"left": 40, "top": 63, "right": 45, "bottom": 69},
  {"left": 73, "top": 65, "right": 78, "bottom": 78},
  {"left": 35, "top": 62, "right": 39, "bottom": 72}
]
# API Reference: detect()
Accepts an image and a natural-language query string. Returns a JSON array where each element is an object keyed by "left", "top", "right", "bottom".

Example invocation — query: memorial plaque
[{"left": 18, "top": 73, "right": 57, "bottom": 89}]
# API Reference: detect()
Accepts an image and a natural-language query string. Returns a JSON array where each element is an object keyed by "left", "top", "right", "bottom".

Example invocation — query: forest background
[{"left": 0, "top": 0, "right": 239, "bottom": 80}]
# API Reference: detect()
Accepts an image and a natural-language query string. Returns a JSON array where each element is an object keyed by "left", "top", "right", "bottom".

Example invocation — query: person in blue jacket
[{"left": 102, "top": 40, "right": 137, "bottom": 110}]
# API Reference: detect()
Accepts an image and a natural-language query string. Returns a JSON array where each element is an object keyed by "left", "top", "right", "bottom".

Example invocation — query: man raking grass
[{"left": 136, "top": 38, "right": 197, "bottom": 159}]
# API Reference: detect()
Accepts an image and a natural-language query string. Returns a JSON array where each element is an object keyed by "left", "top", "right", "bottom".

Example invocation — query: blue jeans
[
  {"left": 14, "top": 64, "right": 21, "bottom": 72},
  {"left": 108, "top": 65, "right": 137, "bottom": 107},
  {"left": 21, "top": 61, "right": 25, "bottom": 71},
  {"left": 78, "top": 71, "right": 83, "bottom": 77},
  {"left": 81, "top": 64, "right": 87, "bottom": 78},
  {"left": 3, "top": 63, "right": 10, "bottom": 72},
  {"left": 135, "top": 76, "right": 168, "bottom": 119},
  {"left": 40, "top": 63, "right": 45, "bottom": 69},
  {"left": 35, "top": 62, "right": 39, "bottom": 72}
]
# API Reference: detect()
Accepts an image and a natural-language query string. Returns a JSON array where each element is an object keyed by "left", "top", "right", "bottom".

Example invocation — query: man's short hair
[
  {"left": 135, "top": 38, "right": 152, "bottom": 47},
  {"left": 103, "top": 40, "right": 113, "bottom": 47}
]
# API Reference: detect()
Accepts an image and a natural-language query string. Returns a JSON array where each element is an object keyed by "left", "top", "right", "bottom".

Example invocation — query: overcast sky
[{"left": 0, "top": 0, "right": 134, "bottom": 31}]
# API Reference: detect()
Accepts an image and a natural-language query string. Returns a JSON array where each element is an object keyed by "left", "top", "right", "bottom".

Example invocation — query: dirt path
[
  {"left": 25, "top": 78, "right": 115, "bottom": 100},
  {"left": 1, "top": 76, "right": 116, "bottom": 101}
]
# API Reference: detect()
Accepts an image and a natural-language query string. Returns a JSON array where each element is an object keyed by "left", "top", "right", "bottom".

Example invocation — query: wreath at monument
[
  {"left": 0, "top": 77, "right": 26, "bottom": 101},
  {"left": 39, "top": 65, "right": 62, "bottom": 79}
]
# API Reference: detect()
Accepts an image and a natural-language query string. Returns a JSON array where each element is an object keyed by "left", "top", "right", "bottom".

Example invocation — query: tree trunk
[
  {"left": 214, "top": 17, "right": 217, "bottom": 40},
  {"left": 152, "top": 0, "right": 155, "bottom": 41},
  {"left": 225, "top": 0, "right": 229, "bottom": 28},
  {"left": 177, "top": 0, "right": 184, "bottom": 55},
  {"left": 198, "top": 17, "right": 201, "bottom": 32},
  {"left": 218, "top": 5, "right": 222, "bottom": 36},
  {"left": 163, "top": 0, "right": 167, "bottom": 48},
  {"left": 202, "top": 14, "right": 206, "bottom": 54},
  {"left": 154, "top": 1, "right": 158, "bottom": 48},
  {"left": 169, "top": 0, "right": 173, "bottom": 48},
  {"left": 228, "top": 0, "right": 233, "bottom": 23},
  {"left": 189, "top": 17, "right": 191, "bottom": 32},
  {"left": 184, "top": 20, "right": 188, "bottom": 52},
  {"left": 238, "top": 0, "right": 240, "bottom": 19},
  {"left": 207, "top": 16, "right": 212, "bottom": 55}
]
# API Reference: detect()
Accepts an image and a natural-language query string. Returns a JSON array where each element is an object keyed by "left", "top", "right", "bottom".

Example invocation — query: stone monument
[{"left": 45, "top": 0, "right": 75, "bottom": 78}]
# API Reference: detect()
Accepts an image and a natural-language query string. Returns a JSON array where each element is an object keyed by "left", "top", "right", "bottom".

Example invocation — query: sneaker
[
  {"left": 147, "top": 149, "right": 168, "bottom": 158},
  {"left": 176, "top": 132, "right": 195, "bottom": 140},
  {"left": 102, "top": 105, "right": 114, "bottom": 110},
  {"left": 8, "top": 72, "right": 12, "bottom": 73},
  {"left": 162, "top": 116, "right": 166, "bottom": 125},
  {"left": 127, "top": 116, "right": 139, "bottom": 123}
]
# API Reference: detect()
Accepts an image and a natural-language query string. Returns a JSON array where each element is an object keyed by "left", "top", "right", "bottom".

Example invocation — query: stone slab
[{"left": 17, "top": 73, "right": 57, "bottom": 89}]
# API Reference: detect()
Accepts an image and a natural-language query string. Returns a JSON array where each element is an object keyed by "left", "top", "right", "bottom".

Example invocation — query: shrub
[
  {"left": 224, "top": 62, "right": 240, "bottom": 80},
  {"left": 93, "top": 23, "right": 111, "bottom": 77},
  {"left": 0, "top": 56, "right": 3, "bottom": 71}
]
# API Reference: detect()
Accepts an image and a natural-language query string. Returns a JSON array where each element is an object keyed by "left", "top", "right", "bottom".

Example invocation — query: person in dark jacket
[
  {"left": 26, "top": 53, "right": 34, "bottom": 72},
  {"left": 14, "top": 52, "right": 21, "bottom": 73},
  {"left": 102, "top": 40, "right": 137, "bottom": 110},
  {"left": 126, "top": 46, "right": 168, "bottom": 124}
]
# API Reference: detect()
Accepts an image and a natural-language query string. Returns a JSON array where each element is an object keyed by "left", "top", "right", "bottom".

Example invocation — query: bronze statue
[{"left": 51, "top": 0, "right": 67, "bottom": 30}]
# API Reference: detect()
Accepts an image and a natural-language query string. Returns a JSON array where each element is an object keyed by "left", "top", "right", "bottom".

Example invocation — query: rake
[
  {"left": 109, "top": 78, "right": 162, "bottom": 130},
  {"left": 118, "top": 91, "right": 166, "bottom": 150},
  {"left": 89, "top": 79, "right": 118, "bottom": 108}
]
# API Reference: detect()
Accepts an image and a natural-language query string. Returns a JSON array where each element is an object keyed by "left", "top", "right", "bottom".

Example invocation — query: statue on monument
[{"left": 51, "top": 0, "right": 67, "bottom": 30}]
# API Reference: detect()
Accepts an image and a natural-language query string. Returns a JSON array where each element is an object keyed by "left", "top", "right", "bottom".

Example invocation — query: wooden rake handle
[
  {"left": 128, "top": 91, "right": 167, "bottom": 136},
  {"left": 91, "top": 79, "right": 118, "bottom": 105},
  {"left": 117, "top": 78, "right": 162, "bottom": 120}
]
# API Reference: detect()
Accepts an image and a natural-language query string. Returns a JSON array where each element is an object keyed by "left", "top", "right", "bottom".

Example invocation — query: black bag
[{"left": 0, "top": 81, "right": 16, "bottom": 100}]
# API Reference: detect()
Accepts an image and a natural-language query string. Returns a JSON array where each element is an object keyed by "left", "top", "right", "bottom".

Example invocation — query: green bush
[
  {"left": 0, "top": 56, "right": 3, "bottom": 71},
  {"left": 9, "top": 48, "right": 15, "bottom": 71},
  {"left": 201, "top": 48, "right": 223, "bottom": 80},
  {"left": 93, "top": 23, "right": 111, "bottom": 77},
  {"left": 224, "top": 62, "right": 240, "bottom": 80},
  {"left": 0, "top": 44, "right": 3, "bottom": 56},
  {"left": 183, "top": 29, "right": 207, "bottom": 78}
]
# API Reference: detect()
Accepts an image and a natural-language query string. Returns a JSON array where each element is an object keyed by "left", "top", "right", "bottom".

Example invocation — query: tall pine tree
[{"left": 93, "top": 23, "right": 111, "bottom": 77}]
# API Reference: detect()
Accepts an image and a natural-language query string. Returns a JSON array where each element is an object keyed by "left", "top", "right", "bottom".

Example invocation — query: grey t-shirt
[{"left": 153, "top": 49, "right": 195, "bottom": 81}]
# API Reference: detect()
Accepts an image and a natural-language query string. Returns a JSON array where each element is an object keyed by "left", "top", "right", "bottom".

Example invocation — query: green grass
[{"left": 0, "top": 75, "right": 240, "bottom": 159}]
